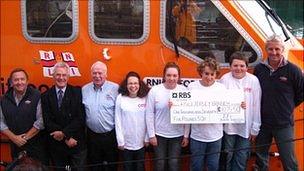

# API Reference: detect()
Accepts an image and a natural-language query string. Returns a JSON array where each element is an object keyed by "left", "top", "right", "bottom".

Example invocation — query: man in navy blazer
[{"left": 41, "top": 62, "right": 86, "bottom": 171}]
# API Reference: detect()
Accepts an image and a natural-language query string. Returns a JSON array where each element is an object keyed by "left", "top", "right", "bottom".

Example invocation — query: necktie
[{"left": 58, "top": 89, "right": 63, "bottom": 107}]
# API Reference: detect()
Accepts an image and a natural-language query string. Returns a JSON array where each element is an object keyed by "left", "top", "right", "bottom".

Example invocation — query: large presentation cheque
[{"left": 170, "top": 89, "right": 244, "bottom": 124}]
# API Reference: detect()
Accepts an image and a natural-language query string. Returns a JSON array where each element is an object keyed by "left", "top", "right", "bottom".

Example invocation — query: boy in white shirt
[
  {"left": 220, "top": 52, "right": 261, "bottom": 171},
  {"left": 188, "top": 58, "right": 225, "bottom": 171}
]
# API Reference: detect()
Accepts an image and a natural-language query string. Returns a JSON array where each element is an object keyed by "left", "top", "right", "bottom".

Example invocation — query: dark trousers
[
  {"left": 10, "top": 135, "right": 49, "bottom": 165},
  {"left": 255, "top": 126, "right": 298, "bottom": 171},
  {"left": 50, "top": 148, "right": 87, "bottom": 171},
  {"left": 122, "top": 148, "right": 145, "bottom": 171},
  {"left": 87, "top": 128, "right": 118, "bottom": 171}
]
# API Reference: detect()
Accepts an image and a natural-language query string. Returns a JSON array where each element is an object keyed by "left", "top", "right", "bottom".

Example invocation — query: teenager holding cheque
[
  {"left": 220, "top": 52, "right": 261, "bottom": 171},
  {"left": 187, "top": 57, "right": 225, "bottom": 171},
  {"left": 146, "top": 62, "right": 189, "bottom": 171}
]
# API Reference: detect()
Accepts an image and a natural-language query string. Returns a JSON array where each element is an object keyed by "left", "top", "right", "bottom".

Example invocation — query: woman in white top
[
  {"left": 188, "top": 58, "right": 225, "bottom": 171},
  {"left": 115, "top": 71, "right": 150, "bottom": 171},
  {"left": 146, "top": 62, "right": 189, "bottom": 171},
  {"left": 219, "top": 52, "right": 261, "bottom": 171}
]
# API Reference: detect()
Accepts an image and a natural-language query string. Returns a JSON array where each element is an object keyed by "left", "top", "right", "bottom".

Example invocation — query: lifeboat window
[
  {"left": 89, "top": 0, "right": 149, "bottom": 44},
  {"left": 22, "top": 0, "right": 78, "bottom": 43},
  {"left": 266, "top": 0, "right": 303, "bottom": 39},
  {"left": 162, "top": 0, "right": 261, "bottom": 65}
]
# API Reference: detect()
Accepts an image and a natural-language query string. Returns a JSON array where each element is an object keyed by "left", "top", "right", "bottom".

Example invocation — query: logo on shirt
[
  {"left": 279, "top": 76, "right": 288, "bottom": 82},
  {"left": 138, "top": 103, "right": 146, "bottom": 108},
  {"left": 244, "top": 87, "right": 252, "bottom": 93},
  {"left": 25, "top": 100, "right": 31, "bottom": 104},
  {"left": 106, "top": 94, "right": 112, "bottom": 100}
]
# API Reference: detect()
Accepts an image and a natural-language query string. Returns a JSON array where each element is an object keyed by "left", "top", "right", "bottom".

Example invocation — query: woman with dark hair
[
  {"left": 115, "top": 71, "right": 150, "bottom": 171},
  {"left": 146, "top": 62, "right": 189, "bottom": 171}
]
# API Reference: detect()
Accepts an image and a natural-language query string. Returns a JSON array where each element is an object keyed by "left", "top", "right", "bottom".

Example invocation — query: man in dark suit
[{"left": 41, "top": 62, "right": 86, "bottom": 171}]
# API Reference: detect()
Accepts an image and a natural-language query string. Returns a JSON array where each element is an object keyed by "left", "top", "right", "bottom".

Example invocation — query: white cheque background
[{"left": 170, "top": 89, "right": 245, "bottom": 124}]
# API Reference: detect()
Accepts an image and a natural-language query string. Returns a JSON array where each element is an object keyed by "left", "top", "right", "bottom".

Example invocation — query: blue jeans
[
  {"left": 255, "top": 126, "right": 298, "bottom": 171},
  {"left": 123, "top": 148, "right": 145, "bottom": 171},
  {"left": 190, "top": 138, "right": 222, "bottom": 171},
  {"left": 153, "top": 135, "right": 183, "bottom": 171},
  {"left": 223, "top": 133, "right": 251, "bottom": 171}
]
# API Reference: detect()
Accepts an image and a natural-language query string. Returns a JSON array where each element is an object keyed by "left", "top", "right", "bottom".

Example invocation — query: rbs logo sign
[{"left": 172, "top": 92, "right": 191, "bottom": 98}]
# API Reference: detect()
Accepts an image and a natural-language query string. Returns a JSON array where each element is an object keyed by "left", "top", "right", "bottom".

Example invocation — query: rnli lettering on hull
[{"left": 143, "top": 77, "right": 199, "bottom": 87}]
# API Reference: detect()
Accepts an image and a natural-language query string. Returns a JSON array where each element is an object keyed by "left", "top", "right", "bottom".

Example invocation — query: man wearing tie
[{"left": 41, "top": 62, "right": 86, "bottom": 171}]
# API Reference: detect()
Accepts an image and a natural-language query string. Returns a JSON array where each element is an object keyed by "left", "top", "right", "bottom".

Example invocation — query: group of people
[{"left": 1, "top": 34, "right": 303, "bottom": 171}]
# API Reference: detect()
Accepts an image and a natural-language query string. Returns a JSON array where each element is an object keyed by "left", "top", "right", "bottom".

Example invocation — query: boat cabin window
[
  {"left": 162, "top": 0, "right": 259, "bottom": 65},
  {"left": 266, "top": 0, "right": 303, "bottom": 39},
  {"left": 90, "top": 0, "right": 149, "bottom": 44},
  {"left": 234, "top": 1, "right": 293, "bottom": 40},
  {"left": 22, "top": 0, "right": 78, "bottom": 43}
]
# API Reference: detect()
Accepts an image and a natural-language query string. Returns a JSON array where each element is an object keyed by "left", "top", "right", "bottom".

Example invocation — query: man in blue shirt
[{"left": 82, "top": 61, "right": 119, "bottom": 171}]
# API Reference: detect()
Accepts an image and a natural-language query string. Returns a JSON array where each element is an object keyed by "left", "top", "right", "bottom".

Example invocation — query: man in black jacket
[
  {"left": 0, "top": 68, "right": 48, "bottom": 165},
  {"left": 41, "top": 62, "right": 86, "bottom": 171},
  {"left": 254, "top": 35, "right": 303, "bottom": 171}
]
